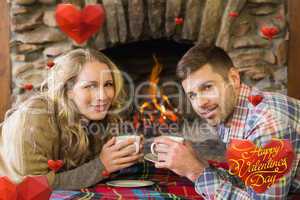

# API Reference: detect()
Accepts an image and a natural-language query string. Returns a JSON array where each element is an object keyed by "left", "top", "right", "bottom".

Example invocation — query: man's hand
[{"left": 154, "top": 136, "right": 208, "bottom": 182}]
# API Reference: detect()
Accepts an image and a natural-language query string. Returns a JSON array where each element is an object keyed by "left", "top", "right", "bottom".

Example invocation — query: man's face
[{"left": 182, "top": 64, "right": 240, "bottom": 126}]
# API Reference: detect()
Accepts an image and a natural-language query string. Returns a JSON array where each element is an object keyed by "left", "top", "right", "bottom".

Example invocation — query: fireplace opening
[
  {"left": 102, "top": 39, "right": 192, "bottom": 83},
  {"left": 101, "top": 39, "right": 217, "bottom": 142}
]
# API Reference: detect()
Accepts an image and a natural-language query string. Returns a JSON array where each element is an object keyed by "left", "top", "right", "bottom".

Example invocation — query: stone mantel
[{"left": 5, "top": 0, "right": 290, "bottom": 107}]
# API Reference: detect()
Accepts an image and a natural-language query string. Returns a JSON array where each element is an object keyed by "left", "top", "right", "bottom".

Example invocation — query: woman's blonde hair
[{"left": 41, "top": 48, "right": 126, "bottom": 168}]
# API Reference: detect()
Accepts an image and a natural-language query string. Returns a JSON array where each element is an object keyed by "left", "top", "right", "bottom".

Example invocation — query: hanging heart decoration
[
  {"left": 22, "top": 83, "right": 33, "bottom": 91},
  {"left": 248, "top": 95, "right": 263, "bottom": 106},
  {"left": 175, "top": 17, "right": 184, "bottom": 25},
  {"left": 46, "top": 60, "right": 55, "bottom": 69},
  {"left": 229, "top": 11, "right": 239, "bottom": 18},
  {"left": 48, "top": 160, "right": 64, "bottom": 172},
  {"left": 55, "top": 3, "right": 106, "bottom": 44},
  {"left": 261, "top": 26, "right": 279, "bottom": 41}
]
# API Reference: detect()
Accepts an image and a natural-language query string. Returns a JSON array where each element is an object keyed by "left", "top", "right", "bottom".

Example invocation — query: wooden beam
[
  {"left": 0, "top": 0, "right": 11, "bottom": 122},
  {"left": 288, "top": 0, "right": 300, "bottom": 99}
]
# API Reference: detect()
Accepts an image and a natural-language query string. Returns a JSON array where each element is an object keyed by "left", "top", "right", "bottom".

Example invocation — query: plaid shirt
[{"left": 195, "top": 84, "right": 300, "bottom": 200}]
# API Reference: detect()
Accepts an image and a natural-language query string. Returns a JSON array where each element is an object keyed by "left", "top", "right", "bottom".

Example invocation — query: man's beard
[
  {"left": 206, "top": 84, "right": 237, "bottom": 126},
  {"left": 220, "top": 83, "right": 238, "bottom": 125},
  {"left": 198, "top": 82, "right": 238, "bottom": 126}
]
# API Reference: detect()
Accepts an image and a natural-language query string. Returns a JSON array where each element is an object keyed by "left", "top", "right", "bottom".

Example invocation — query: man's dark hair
[{"left": 176, "top": 46, "right": 235, "bottom": 80}]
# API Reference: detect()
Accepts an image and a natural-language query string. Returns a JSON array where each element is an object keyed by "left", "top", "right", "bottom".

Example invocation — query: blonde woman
[{"left": 0, "top": 48, "right": 143, "bottom": 189}]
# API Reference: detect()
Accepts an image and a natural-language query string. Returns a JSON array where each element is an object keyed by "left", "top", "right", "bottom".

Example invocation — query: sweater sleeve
[
  {"left": 52, "top": 157, "right": 105, "bottom": 190},
  {"left": 1, "top": 98, "right": 106, "bottom": 189}
]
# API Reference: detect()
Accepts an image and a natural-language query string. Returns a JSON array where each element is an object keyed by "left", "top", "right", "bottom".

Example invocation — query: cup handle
[
  {"left": 134, "top": 142, "right": 139, "bottom": 154},
  {"left": 150, "top": 143, "right": 158, "bottom": 156}
]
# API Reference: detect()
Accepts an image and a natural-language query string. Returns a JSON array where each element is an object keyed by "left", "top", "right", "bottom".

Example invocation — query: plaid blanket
[{"left": 51, "top": 161, "right": 203, "bottom": 200}]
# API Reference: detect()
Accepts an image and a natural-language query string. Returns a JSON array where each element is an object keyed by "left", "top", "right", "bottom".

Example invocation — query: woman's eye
[
  {"left": 84, "top": 84, "right": 97, "bottom": 89},
  {"left": 104, "top": 81, "right": 114, "bottom": 87}
]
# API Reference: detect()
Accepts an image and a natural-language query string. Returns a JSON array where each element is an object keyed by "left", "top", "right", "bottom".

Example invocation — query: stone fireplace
[
  {"left": 102, "top": 39, "right": 200, "bottom": 139},
  {"left": 9, "top": 0, "right": 288, "bottom": 145}
]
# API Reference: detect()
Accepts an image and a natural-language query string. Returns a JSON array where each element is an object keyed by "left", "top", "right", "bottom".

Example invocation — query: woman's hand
[{"left": 99, "top": 137, "right": 144, "bottom": 174}]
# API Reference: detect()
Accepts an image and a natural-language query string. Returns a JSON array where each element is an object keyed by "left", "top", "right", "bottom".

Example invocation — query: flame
[
  {"left": 148, "top": 55, "right": 162, "bottom": 98},
  {"left": 164, "top": 110, "right": 177, "bottom": 122},
  {"left": 140, "top": 101, "right": 151, "bottom": 113},
  {"left": 136, "top": 55, "right": 179, "bottom": 126},
  {"left": 133, "top": 112, "right": 139, "bottom": 129}
]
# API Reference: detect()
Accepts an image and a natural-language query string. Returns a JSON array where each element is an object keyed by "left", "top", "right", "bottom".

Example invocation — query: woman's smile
[{"left": 91, "top": 103, "right": 110, "bottom": 112}]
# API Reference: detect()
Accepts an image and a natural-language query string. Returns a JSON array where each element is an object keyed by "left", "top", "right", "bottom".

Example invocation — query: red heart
[
  {"left": 17, "top": 176, "right": 52, "bottom": 200},
  {"left": 248, "top": 95, "right": 263, "bottom": 106},
  {"left": 226, "top": 139, "right": 294, "bottom": 193},
  {"left": 0, "top": 177, "right": 17, "bottom": 200},
  {"left": 55, "top": 3, "right": 105, "bottom": 44},
  {"left": 46, "top": 60, "right": 55, "bottom": 69},
  {"left": 0, "top": 176, "right": 51, "bottom": 200},
  {"left": 229, "top": 11, "right": 239, "bottom": 18},
  {"left": 175, "top": 17, "right": 184, "bottom": 25},
  {"left": 101, "top": 169, "right": 110, "bottom": 177},
  {"left": 22, "top": 83, "right": 33, "bottom": 91},
  {"left": 261, "top": 26, "right": 279, "bottom": 40},
  {"left": 207, "top": 160, "right": 229, "bottom": 170},
  {"left": 48, "top": 160, "right": 64, "bottom": 172}
]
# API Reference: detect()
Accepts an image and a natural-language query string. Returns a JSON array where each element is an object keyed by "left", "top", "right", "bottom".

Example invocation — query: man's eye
[
  {"left": 203, "top": 85, "right": 212, "bottom": 91},
  {"left": 189, "top": 92, "right": 196, "bottom": 100}
]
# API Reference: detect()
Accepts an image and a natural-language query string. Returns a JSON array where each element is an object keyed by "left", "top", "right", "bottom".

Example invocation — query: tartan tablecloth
[{"left": 50, "top": 161, "right": 204, "bottom": 200}]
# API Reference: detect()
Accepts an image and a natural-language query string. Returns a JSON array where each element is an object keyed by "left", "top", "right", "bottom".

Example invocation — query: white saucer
[
  {"left": 144, "top": 153, "right": 158, "bottom": 163},
  {"left": 106, "top": 180, "right": 154, "bottom": 187}
]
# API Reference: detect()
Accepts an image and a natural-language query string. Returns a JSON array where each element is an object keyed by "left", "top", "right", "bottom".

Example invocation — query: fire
[
  {"left": 148, "top": 55, "right": 162, "bottom": 98},
  {"left": 134, "top": 55, "right": 179, "bottom": 129}
]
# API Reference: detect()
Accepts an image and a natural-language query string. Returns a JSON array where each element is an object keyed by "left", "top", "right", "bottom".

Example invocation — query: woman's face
[{"left": 68, "top": 61, "right": 115, "bottom": 121}]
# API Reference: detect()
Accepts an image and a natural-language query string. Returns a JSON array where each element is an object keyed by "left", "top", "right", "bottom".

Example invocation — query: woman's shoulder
[
  {"left": 3, "top": 95, "right": 57, "bottom": 127},
  {"left": 21, "top": 95, "right": 54, "bottom": 111},
  {"left": 2, "top": 95, "right": 60, "bottom": 142}
]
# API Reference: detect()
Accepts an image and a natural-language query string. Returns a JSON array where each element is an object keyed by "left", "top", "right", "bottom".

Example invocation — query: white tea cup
[
  {"left": 115, "top": 135, "right": 141, "bottom": 154},
  {"left": 151, "top": 136, "right": 184, "bottom": 156}
]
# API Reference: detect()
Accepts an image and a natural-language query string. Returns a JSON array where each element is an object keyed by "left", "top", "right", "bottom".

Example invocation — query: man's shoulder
[
  {"left": 255, "top": 90, "right": 300, "bottom": 118},
  {"left": 244, "top": 88, "right": 300, "bottom": 136}
]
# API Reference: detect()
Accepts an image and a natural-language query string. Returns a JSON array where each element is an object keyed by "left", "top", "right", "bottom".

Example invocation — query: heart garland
[
  {"left": 0, "top": 176, "right": 52, "bottom": 200},
  {"left": 226, "top": 139, "right": 294, "bottom": 193},
  {"left": 55, "top": 3, "right": 106, "bottom": 44}
]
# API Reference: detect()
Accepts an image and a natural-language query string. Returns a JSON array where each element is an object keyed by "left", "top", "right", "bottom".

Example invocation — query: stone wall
[{"left": 9, "top": 0, "right": 288, "bottom": 106}]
